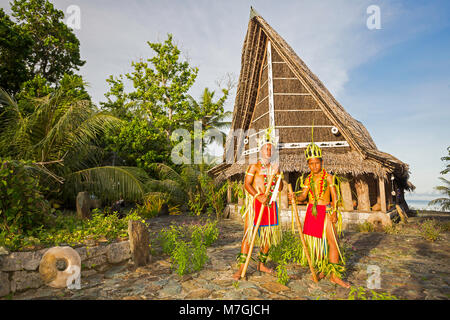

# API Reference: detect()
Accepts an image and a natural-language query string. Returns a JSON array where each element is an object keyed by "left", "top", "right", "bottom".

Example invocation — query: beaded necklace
[
  {"left": 307, "top": 169, "right": 327, "bottom": 216},
  {"left": 260, "top": 161, "right": 276, "bottom": 207}
]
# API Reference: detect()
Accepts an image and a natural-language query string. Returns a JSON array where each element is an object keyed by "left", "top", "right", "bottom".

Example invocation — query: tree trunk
[{"left": 128, "top": 220, "right": 150, "bottom": 266}]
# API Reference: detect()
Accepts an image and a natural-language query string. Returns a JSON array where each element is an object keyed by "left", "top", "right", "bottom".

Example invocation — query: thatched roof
[{"left": 209, "top": 8, "right": 410, "bottom": 182}]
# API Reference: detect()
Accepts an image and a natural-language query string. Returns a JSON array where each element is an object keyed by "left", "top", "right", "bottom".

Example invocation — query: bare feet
[
  {"left": 311, "top": 272, "right": 326, "bottom": 282},
  {"left": 257, "top": 263, "right": 275, "bottom": 275},
  {"left": 330, "top": 274, "right": 351, "bottom": 288}
]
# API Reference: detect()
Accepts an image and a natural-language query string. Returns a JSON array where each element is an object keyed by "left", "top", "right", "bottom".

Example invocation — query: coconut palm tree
[
  {"left": 0, "top": 86, "right": 150, "bottom": 205},
  {"left": 187, "top": 88, "right": 232, "bottom": 148},
  {"left": 428, "top": 177, "right": 450, "bottom": 211}
]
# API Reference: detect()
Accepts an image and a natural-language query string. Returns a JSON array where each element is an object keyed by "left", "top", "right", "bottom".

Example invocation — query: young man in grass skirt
[
  {"left": 232, "top": 128, "right": 283, "bottom": 280},
  {"left": 288, "top": 139, "right": 351, "bottom": 288}
]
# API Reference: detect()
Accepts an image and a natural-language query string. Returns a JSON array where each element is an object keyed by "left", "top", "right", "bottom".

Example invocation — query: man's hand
[
  {"left": 331, "top": 212, "right": 338, "bottom": 224},
  {"left": 288, "top": 192, "right": 296, "bottom": 203},
  {"left": 256, "top": 194, "right": 268, "bottom": 205}
]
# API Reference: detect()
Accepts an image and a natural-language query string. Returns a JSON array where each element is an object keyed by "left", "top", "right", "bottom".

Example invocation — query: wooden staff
[
  {"left": 240, "top": 173, "right": 277, "bottom": 279},
  {"left": 395, "top": 204, "right": 408, "bottom": 223},
  {"left": 288, "top": 184, "right": 318, "bottom": 283}
]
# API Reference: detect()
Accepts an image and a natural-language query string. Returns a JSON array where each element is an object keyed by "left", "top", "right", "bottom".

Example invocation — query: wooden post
[
  {"left": 340, "top": 180, "right": 354, "bottom": 212},
  {"left": 378, "top": 177, "right": 387, "bottom": 213},
  {"left": 386, "top": 174, "right": 393, "bottom": 210},
  {"left": 227, "top": 179, "right": 232, "bottom": 204},
  {"left": 396, "top": 204, "right": 409, "bottom": 223},
  {"left": 280, "top": 172, "right": 289, "bottom": 210},
  {"left": 76, "top": 191, "right": 91, "bottom": 219},
  {"left": 128, "top": 220, "right": 150, "bottom": 266},
  {"left": 355, "top": 176, "right": 371, "bottom": 212}
]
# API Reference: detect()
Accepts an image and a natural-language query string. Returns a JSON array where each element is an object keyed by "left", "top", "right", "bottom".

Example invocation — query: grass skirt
[
  {"left": 241, "top": 191, "right": 282, "bottom": 248},
  {"left": 300, "top": 203, "right": 345, "bottom": 277}
]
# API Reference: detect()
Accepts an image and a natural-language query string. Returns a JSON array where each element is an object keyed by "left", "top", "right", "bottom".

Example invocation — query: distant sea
[{"left": 406, "top": 199, "right": 448, "bottom": 212}]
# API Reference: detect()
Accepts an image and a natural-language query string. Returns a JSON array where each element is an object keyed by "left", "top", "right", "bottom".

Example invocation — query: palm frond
[
  {"left": 144, "top": 178, "right": 187, "bottom": 204},
  {"left": 155, "top": 163, "right": 183, "bottom": 184},
  {"left": 64, "top": 166, "right": 149, "bottom": 204}
]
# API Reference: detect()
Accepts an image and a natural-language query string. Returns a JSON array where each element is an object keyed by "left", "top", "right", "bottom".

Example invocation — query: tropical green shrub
[
  {"left": 0, "top": 208, "right": 145, "bottom": 251},
  {"left": 200, "top": 174, "right": 228, "bottom": 219},
  {"left": 137, "top": 194, "right": 165, "bottom": 219},
  {"left": 188, "top": 192, "right": 205, "bottom": 216},
  {"left": 0, "top": 159, "right": 51, "bottom": 234},
  {"left": 157, "top": 220, "right": 219, "bottom": 275},
  {"left": 269, "top": 231, "right": 304, "bottom": 285}
]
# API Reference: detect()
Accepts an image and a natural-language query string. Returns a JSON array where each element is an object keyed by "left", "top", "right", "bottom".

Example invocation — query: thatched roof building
[{"left": 209, "top": 8, "right": 412, "bottom": 213}]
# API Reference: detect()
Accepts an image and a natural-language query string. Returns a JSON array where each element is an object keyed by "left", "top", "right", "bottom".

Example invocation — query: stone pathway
[{"left": 4, "top": 213, "right": 450, "bottom": 300}]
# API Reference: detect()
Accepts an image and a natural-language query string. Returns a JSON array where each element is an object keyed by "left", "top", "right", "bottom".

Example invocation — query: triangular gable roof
[{"left": 210, "top": 9, "right": 409, "bottom": 180}]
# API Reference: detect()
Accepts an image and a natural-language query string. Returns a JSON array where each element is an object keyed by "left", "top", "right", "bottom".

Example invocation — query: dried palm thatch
[{"left": 209, "top": 7, "right": 411, "bottom": 184}]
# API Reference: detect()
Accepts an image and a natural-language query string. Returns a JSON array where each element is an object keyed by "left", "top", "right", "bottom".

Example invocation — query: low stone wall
[
  {"left": 226, "top": 204, "right": 397, "bottom": 230},
  {"left": 0, "top": 240, "right": 131, "bottom": 298}
]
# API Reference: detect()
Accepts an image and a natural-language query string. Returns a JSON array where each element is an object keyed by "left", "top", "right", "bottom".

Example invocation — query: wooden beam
[
  {"left": 379, "top": 177, "right": 387, "bottom": 213},
  {"left": 355, "top": 176, "right": 371, "bottom": 212},
  {"left": 340, "top": 180, "right": 353, "bottom": 211},
  {"left": 267, "top": 41, "right": 275, "bottom": 128}
]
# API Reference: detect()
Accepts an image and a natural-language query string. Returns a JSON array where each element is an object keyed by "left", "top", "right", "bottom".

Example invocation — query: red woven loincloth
[
  {"left": 253, "top": 198, "right": 279, "bottom": 227},
  {"left": 303, "top": 203, "right": 327, "bottom": 238}
]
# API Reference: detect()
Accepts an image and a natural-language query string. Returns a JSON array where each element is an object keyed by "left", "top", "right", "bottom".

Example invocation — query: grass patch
[
  {"left": 383, "top": 224, "right": 403, "bottom": 235},
  {"left": 347, "top": 286, "right": 398, "bottom": 300},
  {"left": 419, "top": 219, "right": 442, "bottom": 242},
  {"left": 356, "top": 222, "right": 375, "bottom": 233}
]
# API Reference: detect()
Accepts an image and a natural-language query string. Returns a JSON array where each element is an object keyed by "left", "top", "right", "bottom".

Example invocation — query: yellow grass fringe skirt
[
  {"left": 300, "top": 207, "right": 346, "bottom": 277},
  {"left": 241, "top": 191, "right": 282, "bottom": 249}
]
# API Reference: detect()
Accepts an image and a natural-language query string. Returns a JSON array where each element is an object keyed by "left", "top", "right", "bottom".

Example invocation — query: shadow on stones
[{"left": 350, "top": 232, "right": 384, "bottom": 265}]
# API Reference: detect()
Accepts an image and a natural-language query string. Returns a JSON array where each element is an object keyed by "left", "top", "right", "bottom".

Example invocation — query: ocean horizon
[{"left": 406, "top": 199, "right": 449, "bottom": 212}]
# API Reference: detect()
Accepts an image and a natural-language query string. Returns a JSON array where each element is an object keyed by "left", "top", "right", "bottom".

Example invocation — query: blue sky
[{"left": 2, "top": 0, "right": 449, "bottom": 200}]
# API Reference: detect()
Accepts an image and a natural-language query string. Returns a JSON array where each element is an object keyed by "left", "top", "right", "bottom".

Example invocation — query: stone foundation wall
[{"left": 0, "top": 240, "right": 131, "bottom": 298}]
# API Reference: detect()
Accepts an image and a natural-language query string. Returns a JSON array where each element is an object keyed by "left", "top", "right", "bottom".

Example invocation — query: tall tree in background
[
  {"left": 101, "top": 34, "right": 199, "bottom": 170},
  {"left": 0, "top": 9, "right": 33, "bottom": 95},
  {"left": 9, "top": 0, "right": 85, "bottom": 84}
]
